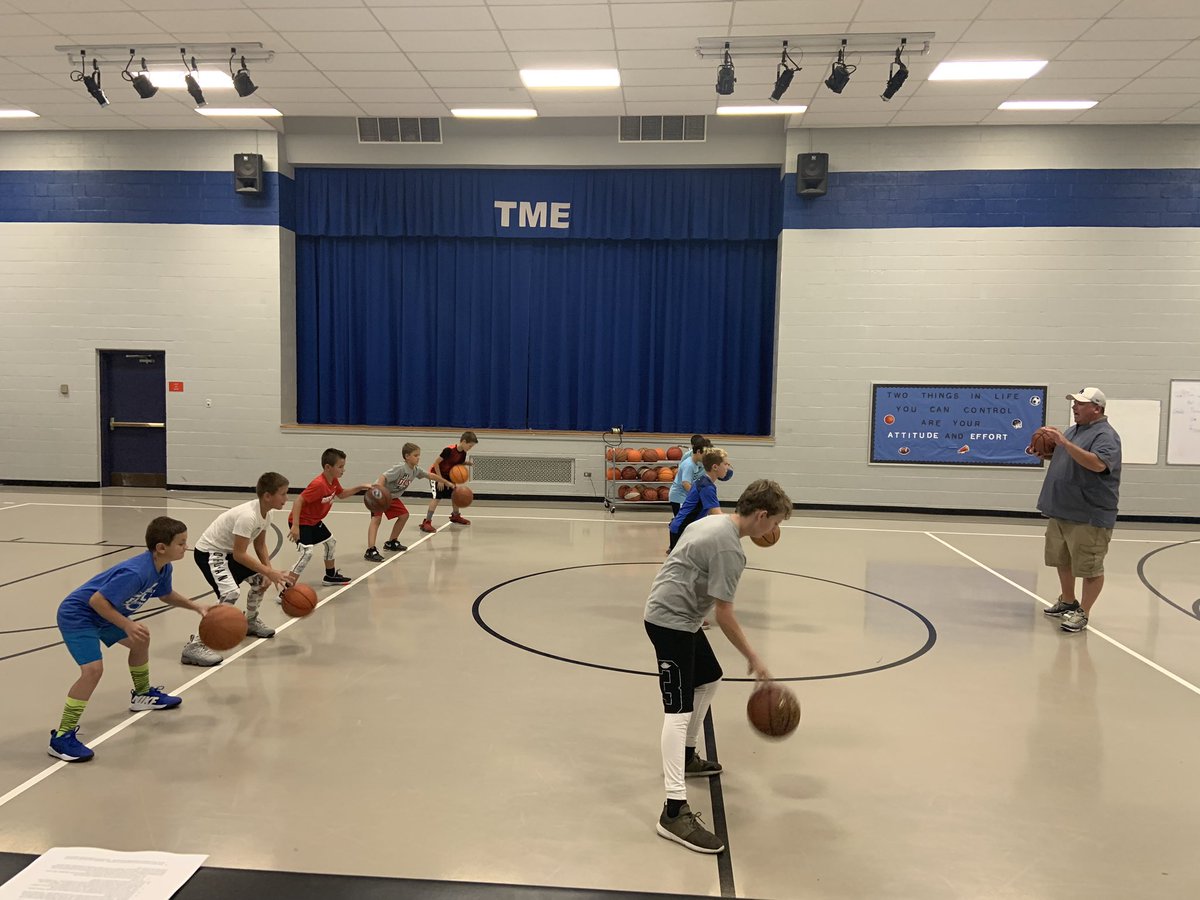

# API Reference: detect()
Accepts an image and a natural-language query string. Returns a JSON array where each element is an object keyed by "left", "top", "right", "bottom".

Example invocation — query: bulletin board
[{"left": 1167, "top": 380, "right": 1200, "bottom": 465}]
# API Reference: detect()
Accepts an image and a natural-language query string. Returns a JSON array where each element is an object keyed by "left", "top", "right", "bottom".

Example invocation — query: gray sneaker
[
  {"left": 656, "top": 803, "right": 725, "bottom": 854},
  {"left": 245, "top": 616, "right": 276, "bottom": 639},
  {"left": 684, "top": 754, "right": 723, "bottom": 778},
  {"left": 181, "top": 635, "right": 222, "bottom": 667},
  {"left": 1044, "top": 596, "right": 1080, "bottom": 617},
  {"left": 1061, "top": 608, "right": 1089, "bottom": 633}
]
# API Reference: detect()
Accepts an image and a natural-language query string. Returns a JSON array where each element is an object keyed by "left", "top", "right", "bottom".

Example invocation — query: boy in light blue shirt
[{"left": 668, "top": 434, "right": 711, "bottom": 516}]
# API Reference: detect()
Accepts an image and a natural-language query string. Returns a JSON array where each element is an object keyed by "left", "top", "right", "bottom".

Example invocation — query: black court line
[
  {"left": 1136, "top": 538, "right": 1200, "bottom": 621},
  {"left": 0, "top": 548, "right": 134, "bottom": 589},
  {"left": 702, "top": 708, "right": 737, "bottom": 898}
]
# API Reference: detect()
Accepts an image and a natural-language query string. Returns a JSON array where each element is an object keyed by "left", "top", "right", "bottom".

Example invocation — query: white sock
[{"left": 661, "top": 712, "right": 690, "bottom": 800}]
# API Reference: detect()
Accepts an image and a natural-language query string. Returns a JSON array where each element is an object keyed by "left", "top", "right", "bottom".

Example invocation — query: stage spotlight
[
  {"left": 715, "top": 43, "right": 736, "bottom": 96},
  {"left": 123, "top": 53, "right": 158, "bottom": 99},
  {"left": 230, "top": 49, "right": 257, "bottom": 98},
  {"left": 824, "top": 41, "right": 855, "bottom": 95},
  {"left": 72, "top": 54, "right": 109, "bottom": 107},
  {"left": 181, "top": 51, "right": 206, "bottom": 107},
  {"left": 881, "top": 42, "right": 909, "bottom": 101},
  {"left": 769, "top": 42, "right": 802, "bottom": 103}
]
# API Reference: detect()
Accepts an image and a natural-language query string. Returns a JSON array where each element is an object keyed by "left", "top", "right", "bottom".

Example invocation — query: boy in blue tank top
[{"left": 49, "top": 516, "right": 213, "bottom": 762}]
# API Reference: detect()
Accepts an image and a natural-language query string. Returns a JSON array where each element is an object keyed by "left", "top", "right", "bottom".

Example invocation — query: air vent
[
  {"left": 618, "top": 115, "right": 706, "bottom": 143},
  {"left": 471, "top": 455, "right": 575, "bottom": 484},
  {"left": 357, "top": 117, "right": 442, "bottom": 144}
]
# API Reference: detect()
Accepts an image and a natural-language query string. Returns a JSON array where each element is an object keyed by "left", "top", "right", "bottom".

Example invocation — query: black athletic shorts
[
  {"left": 645, "top": 620, "right": 723, "bottom": 715},
  {"left": 297, "top": 521, "right": 332, "bottom": 546},
  {"left": 194, "top": 548, "right": 256, "bottom": 599}
]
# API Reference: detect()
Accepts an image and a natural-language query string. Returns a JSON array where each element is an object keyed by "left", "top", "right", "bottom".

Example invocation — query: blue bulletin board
[{"left": 870, "top": 384, "right": 1048, "bottom": 466}]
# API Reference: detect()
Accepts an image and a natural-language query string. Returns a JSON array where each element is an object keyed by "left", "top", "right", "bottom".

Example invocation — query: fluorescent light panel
[
  {"left": 716, "top": 105, "right": 807, "bottom": 115},
  {"left": 999, "top": 100, "right": 1097, "bottom": 110},
  {"left": 520, "top": 68, "right": 620, "bottom": 89},
  {"left": 451, "top": 108, "right": 537, "bottom": 119},
  {"left": 195, "top": 107, "right": 281, "bottom": 116},
  {"left": 929, "top": 60, "right": 1047, "bottom": 81},
  {"left": 145, "top": 71, "right": 233, "bottom": 89},
  {"left": 0, "top": 109, "right": 39, "bottom": 118}
]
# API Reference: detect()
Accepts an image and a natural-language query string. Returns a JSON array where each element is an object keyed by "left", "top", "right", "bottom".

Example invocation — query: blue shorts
[{"left": 60, "top": 623, "right": 129, "bottom": 665}]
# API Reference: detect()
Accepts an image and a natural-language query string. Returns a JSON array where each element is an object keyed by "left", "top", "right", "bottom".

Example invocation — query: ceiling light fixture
[
  {"left": 181, "top": 50, "right": 206, "bottom": 107},
  {"left": 0, "top": 109, "right": 39, "bottom": 118},
  {"left": 195, "top": 107, "right": 282, "bottom": 116},
  {"left": 880, "top": 39, "right": 908, "bottom": 101},
  {"left": 715, "top": 43, "right": 736, "bottom": 96},
  {"left": 998, "top": 100, "right": 1097, "bottom": 110},
  {"left": 230, "top": 48, "right": 258, "bottom": 97},
  {"left": 123, "top": 51, "right": 157, "bottom": 99},
  {"left": 824, "top": 40, "right": 855, "bottom": 95},
  {"left": 929, "top": 60, "right": 1047, "bottom": 81},
  {"left": 451, "top": 108, "right": 538, "bottom": 119},
  {"left": 769, "top": 41, "right": 802, "bottom": 103},
  {"left": 716, "top": 105, "right": 807, "bottom": 116},
  {"left": 519, "top": 69, "right": 619, "bottom": 88},
  {"left": 71, "top": 52, "right": 109, "bottom": 107}
]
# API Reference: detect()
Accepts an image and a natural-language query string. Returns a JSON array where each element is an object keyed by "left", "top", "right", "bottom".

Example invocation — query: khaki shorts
[{"left": 1044, "top": 518, "right": 1112, "bottom": 577}]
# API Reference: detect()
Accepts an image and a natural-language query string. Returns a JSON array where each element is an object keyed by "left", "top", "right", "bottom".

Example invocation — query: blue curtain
[{"left": 295, "top": 167, "right": 780, "bottom": 434}]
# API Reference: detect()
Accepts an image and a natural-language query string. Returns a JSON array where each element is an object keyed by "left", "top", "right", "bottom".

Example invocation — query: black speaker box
[
  {"left": 234, "top": 153, "right": 264, "bottom": 195},
  {"left": 796, "top": 152, "right": 829, "bottom": 197}
]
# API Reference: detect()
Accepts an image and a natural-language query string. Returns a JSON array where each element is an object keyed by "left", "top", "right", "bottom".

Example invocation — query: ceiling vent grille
[
  {"left": 357, "top": 117, "right": 442, "bottom": 144},
  {"left": 619, "top": 115, "right": 706, "bottom": 142}
]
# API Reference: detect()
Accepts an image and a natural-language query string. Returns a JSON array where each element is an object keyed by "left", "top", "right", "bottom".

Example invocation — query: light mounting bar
[
  {"left": 696, "top": 33, "right": 933, "bottom": 60},
  {"left": 59, "top": 43, "right": 273, "bottom": 68}
]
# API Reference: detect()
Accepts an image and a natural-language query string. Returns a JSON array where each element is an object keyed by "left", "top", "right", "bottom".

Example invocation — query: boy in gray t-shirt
[
  {"left": 644, "top": 479, "right": 792, "bottom": 855},
  {"left": 364, "top": 442, "right": 456, "bottom": 562}
]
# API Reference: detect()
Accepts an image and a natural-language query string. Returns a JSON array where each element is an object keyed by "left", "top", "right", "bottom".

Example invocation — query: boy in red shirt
[
  {"left": 420, "top": 431, "right": 478, "bottom": 533},
  {"left": 287, "top": 448, "right": 373, "bottom": 585}
]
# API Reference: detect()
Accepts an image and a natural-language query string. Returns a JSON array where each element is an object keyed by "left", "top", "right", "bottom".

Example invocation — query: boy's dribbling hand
[
  {"left": 747, "top": 654, "right": 772, "bottom": 682},
  {"left": 287, "top": 524, "right": 300, "bottom": 543},
  {"left": 266, "top": 569, "right": 293, "bottom": 590}
]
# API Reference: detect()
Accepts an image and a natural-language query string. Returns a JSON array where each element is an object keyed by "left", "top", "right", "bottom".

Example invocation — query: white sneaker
[
  {"left": 245, "top": 616, "right": 275, "bottom": 639},
  {"left": 181, "top": 635, "right": 222, "bottom": 667}
]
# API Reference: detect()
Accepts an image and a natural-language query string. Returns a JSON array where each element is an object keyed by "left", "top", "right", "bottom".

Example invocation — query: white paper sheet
[{"left": 0, "top": 847, "right": 207, "bottom": 900}]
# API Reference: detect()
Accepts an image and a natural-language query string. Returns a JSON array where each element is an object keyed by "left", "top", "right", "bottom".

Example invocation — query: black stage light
[
  {"left": 881, "top": 43, "right": 909, "bottom": 101},
  {"left": 769, "top": 43, "right": 801, "bottom": 103},
  {"left": 715, "top": 43, "right": 736, "bottom": 96},
  {"left": 230, "top": 50, "right": 257, "bottom": 98},
  {"left": 824, "top": 41, "right": 855, "bottom": 95},
  {"left": 82, "top": 59, "right": 109, "bottom": 107},
  {"left": 182, "top": 51, "right": 206, "bottom": 107},
  {"left": 124, "top": 53, "right": 158, "bottom": 99}
]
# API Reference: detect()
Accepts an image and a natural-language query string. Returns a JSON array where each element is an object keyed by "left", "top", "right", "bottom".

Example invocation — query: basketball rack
[{"left": 601, "top": 429, "right": 685, "bottom": 514}]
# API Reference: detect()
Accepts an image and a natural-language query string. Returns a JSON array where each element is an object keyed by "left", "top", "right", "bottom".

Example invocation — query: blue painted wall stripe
[
  {"left": 783, "top": 168, "right": 1200, "bottom": 229},
  {"left": 0, "top": 170, "right": 295, "bottom": 229}
]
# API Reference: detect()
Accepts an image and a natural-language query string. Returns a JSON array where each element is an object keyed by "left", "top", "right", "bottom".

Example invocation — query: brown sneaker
[{"left": 656, "top": 803, "right": 725, "bottom": 854}]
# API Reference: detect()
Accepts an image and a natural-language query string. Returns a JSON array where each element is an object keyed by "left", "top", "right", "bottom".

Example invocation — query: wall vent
[
  {"left": 357, "top": 117, "right": 442, "bottom": 144},
  {"left": 619, "top": 115, "right": 706, "bottom": 142},
  {"left": 472, "top": 455, "right": 574, "bottom": 484}
]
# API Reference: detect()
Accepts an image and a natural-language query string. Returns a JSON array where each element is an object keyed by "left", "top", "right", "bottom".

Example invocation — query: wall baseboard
[{"left": 0, "top": 479, "right": 102, "bottom": 489}]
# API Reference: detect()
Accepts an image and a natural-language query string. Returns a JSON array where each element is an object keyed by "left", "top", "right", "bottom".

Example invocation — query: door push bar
[{"left": 108, "top": 418, "right": 166, "bottom": 431}]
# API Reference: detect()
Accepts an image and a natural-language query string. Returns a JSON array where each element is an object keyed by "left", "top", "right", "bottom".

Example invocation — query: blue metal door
[{"left": 99, "top": 350, "right": 166, "bottom": 487}]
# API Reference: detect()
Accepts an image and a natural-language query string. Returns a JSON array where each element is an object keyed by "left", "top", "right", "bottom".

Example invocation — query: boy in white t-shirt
[{"left": 182, "top": 472, "right": 294, "bottom": 667}]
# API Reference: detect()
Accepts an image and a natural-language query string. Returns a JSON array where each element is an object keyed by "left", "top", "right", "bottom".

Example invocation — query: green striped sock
[
  {"left": 57, "top": 697, "right": 88, "bottom": 737},
  {"left": 129, "top": 663, "right": 150, "bottom": 695}
]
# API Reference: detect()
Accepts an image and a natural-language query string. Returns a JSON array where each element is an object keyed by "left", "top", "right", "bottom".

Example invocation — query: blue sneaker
[
  {"left": 129, "top": 686, "right": 182, "bottom": 712},
  {"left": 48, "top": 727, "right": 94, "bottom": 762}
]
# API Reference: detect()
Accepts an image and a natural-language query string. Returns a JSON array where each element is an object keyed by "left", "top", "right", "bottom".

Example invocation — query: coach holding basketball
[{"left": 1037, "top": 387, "right": 1122, "bottom": 634}]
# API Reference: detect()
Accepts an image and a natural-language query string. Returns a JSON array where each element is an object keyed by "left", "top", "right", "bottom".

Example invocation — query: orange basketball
[
  {"left": 363, "top": 485, "right": 392, "bottom": 514},
  {"left": 198, "top": 604, "right": 247, "bottom": 651},
  {"left": 618, "top": 485, "right": 632, "bottom": 499},
  {"left": 666, "top": 447, "right": 683, "bottom": 461},
  {"left": 605, "top": 447, "right": 616, "bottom": 461},
  {"left": 642, "top": 448, "right": 659, "bottom": 463},
  {"left": 449, "top": 464, "right": 469, "bottom": 484},
  {"left": 620, "top": 466, "right": 637, "bottom": 480},
  {"left": 751, "top": 525, "right": 781, "bottom": 548},
  {"left": 607, "top": 467, "right": 618, "bottom": 480},
  {"left": 655, "top": 447, "right": 668, "bottom": 459},
  {"left": 657, "top": 467, "right": 673, "bottom": 482},
  {"left": 615, "top": 449, "right": 628, "bottom": 462},
  {"left": 626, "top": 489, "right": 641, "bottom": 502},
  {"left": 747, "top": 683, "right": 801, "bottom": 738},
  {"left": 626, "top": 448, "right": 642, "bottom": 463},
  {"left": 1029, "top": 428, "right": 1057, "bottom": 459},
  {"left": 281, "top": 583, "right": 318, "bottom": 618},
  {"left": 642, "top": 467, "right": 659, "bottom": 483},
  {"left": 452, "top": 485, "right": 474, "bottom": 508}
]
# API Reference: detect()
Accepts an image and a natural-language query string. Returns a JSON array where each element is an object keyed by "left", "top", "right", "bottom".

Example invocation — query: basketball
[
  {"left": 642, "top": 448, "right": 659, "bottom": 463},
  {"left": 657, "top": 467, "right": 673, "bottom": 482},
  {"left": 621, "top": 466, "right": 637, "bottom": 480},
  {"left": 605, "top": 448, "right": 616, "bottom": 461},
  {"left": 449, "top": 464, "right": 469, "bottom": 484},
  {"left": 198, "top": 604, "right": 247, "bottom": 651},
  {"left": 642, "top": 467, "right": 659, "bottom": 483},
  {"left": 747, "top": 683, "right": 801, "bottom": 738},
  {"left": 615, "top": 449, "right": 629, "bottom": 463},
  {"left": 363, "top": 485, "right": 392, "bottom": 514},
  {"left": 642, "top": 487, "right": 658, "bottom": 501},
  {"left": 281, "top": 583, "right": 318, "bottom": 618},
  {"left": 751, "top": 524, "right": 780, "bottom": 548},
  {"left": 607, "top": 467, "right": 618, "bottom": 480},
  {"left": 626, "top": 448, "right": 642, "bottom": 463},
  {"left": 452, "top": 485, "right": 474, "bottom": 508},
  {"left": 666, "top": 447, "right": 683, "bottom": 461},
  {"left": 1029, "top": 428, "right": 1057, "bottom": 458}
]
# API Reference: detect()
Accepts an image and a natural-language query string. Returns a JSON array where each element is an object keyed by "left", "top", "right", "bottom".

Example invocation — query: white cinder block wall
[{"left": 1, "top": 123, "right": 1198, "bottom": 518}]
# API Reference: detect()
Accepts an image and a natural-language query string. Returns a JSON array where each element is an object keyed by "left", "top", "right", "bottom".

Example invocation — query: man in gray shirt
[
  {"left": 644, "top": 479, "right": 792, "bottom": 854},
  {"left": 1037, "top": 387, "right": 1122, "bottom": 633}
]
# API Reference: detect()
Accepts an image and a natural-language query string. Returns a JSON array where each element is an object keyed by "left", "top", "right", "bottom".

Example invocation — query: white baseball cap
[{"left": 1066, "top": 387, "right": 1106, "bottom": 408}]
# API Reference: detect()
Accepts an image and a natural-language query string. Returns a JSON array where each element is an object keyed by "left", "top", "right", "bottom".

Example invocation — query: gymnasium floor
[{"left": 0, "top": 487, "right": 1198, "bottom": 900}]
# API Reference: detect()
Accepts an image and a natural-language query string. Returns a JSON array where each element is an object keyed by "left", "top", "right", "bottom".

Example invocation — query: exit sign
[{"left": 168, "top": 382, "right": 184, "bottom": 392}]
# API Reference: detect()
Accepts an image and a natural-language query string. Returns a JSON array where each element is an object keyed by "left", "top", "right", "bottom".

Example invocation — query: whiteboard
[
  {"left": 1048, "top": 397, "right": 1161, "bottom": 465},
  {"left": 1167, "top": 380, "right": 1200, "bottom": 465}
]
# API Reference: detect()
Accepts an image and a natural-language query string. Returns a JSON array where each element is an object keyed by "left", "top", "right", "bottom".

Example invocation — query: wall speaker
[
  {"left": 796, "top": 152, "right": 829, "bottom": 197},
  {"left": 234, "top": 153, "right": 264, "bottom": 195}
]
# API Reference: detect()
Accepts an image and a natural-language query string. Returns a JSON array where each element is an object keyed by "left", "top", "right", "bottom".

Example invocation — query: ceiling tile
[
  {"left": 504, "top": 29, "right": 614, "bottom": 52},
  {"left": 611, "top": 3, "right": 731, "bottom": 30},
  {"left": 31, "top": 11, "right": 160, "bottom": 32},
  {"left": 978, "top": 0, "right": 1117, "bottom": 18},
  {"left": 391, "top": 30, "right": 507, "bottom": 52},
  {"left": 0, "top": 14, "right": 55, "bottom": 35},
  {"left": 1008, "top": 78, "right": 1133, "bottom": 96},
  {"left": 1066, "top": 106, "right": 1177, "bottom": 122},
  {"left": 623, "top": 84, "right": 726, "bottom": 102},
  {"left": 533, "top": 101, "right": 625, "bottom": 116},
  {"left": 140, "top": 10, "right": 271, "bottom": 32},
  {"left": 325, "top": 70, "right": 430, "bottom": 87},
  {"left": 887, "top": 109, "right": 988, "bottom": 124},
  {"left": 624, "top": 98, "right": 715, "bottom": 114},
  {"left": 1142, "top": 59, "right": 1200, "bottom": 77},
  {"left": 733, "top": 1, "right": 854, "bottom": 27},
  {"left": 1097, "top": 92, "right": 1199, "bottom": 108},
  {"left": 354, "top": 101, "right": 447, "bottom": 116},
  {"left": 257, "top": 8, "right": 385, "bottom": 31},
  {"left": 961, "top": 19, "right": 1093, "bottom": 42},
  {"left": 1118, "top": 76, "right": 1200, "bottom": 92},
  {"left": 1081, "top": 19, "right": 1200, "bottom": 41},
  {"left": 405, "top": 51, "right": 514, "bottom": 70},
  {"left": 490, "top": 4, "right": 610, "bottom": 29},
  {"left": 302, "top": 53, "right": 415, "bottom": 71},
  {"left": 1056, "top": 40, "right": 1189, "bottom": 61},
  {"left": 281, "top": 32, "right": 400, "bottom": 53},
  {"left": 856, "top": 0, "right": 988, "bottom": 19},
  {"left": 942, "top": 42, "right": 1071, "bottom": 61},
  {"left": 1107, "top": 0, "right": 1200, "bottom": 16},
  {"left": 434, "top": 86, "right": 531, "bottom": 102},
  {"left": 1039, "top": 60, "right": 1157, "bottom": 79},
  {"left": 372, "top": 6, "right": 496, "bottom": 29},
  {"left": 422, "top": 70, "right": 523, "bottom": 88},
  {"left": 510, "top": 50, "right": 618, "bottom": 67},
  {"left": 341, "top": 87, "right": 442, "bottom": 102}
]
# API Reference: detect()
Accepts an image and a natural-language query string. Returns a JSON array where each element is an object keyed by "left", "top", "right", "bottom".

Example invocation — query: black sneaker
[
  {"left": 1044, "top": 596, "right": 1080, "bottom": 618},
  {"left": 323, "top": 570, "right": 352, "bottom": 585},
  {"left": 364, "top": 547, "right": 384, "bottom": 562},
  {"left": 382, "top": 540, "right": 407, "bottom": 552},
  {"left": 656, "top": 803, "right": 725, "bottom": 854}
]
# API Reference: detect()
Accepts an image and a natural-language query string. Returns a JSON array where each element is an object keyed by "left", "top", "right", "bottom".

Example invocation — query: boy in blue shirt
[
  {"left": 668, "top": 448, "right": 733, "bottom": 553},
  {"left": 49, "top": 516, "right": 213, "bottom": 763},
  {"left": 668, "top": 435, "right": 711, "bottom": 516}
]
